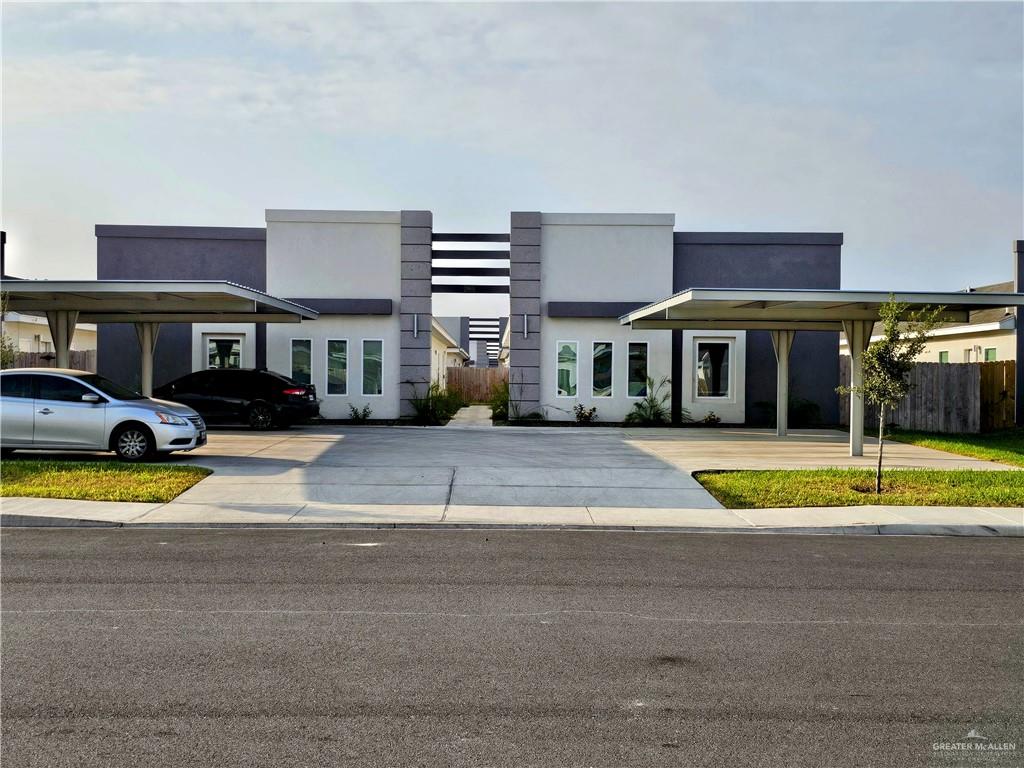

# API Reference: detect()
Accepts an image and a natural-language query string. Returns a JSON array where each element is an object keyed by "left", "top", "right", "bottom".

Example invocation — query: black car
[{"left": 154, "top": 369, "right": 320, "bottom": 429}]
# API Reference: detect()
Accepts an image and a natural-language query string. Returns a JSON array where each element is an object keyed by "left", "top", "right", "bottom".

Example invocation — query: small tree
[
  {"left": 839, "top": 296, "right": 942, "bottom": 493},
  {"left": 0, "top": 292, "right": 17, "bottom": 369}
]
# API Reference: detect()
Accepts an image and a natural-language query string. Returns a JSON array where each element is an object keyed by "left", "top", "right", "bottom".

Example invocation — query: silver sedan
[{"left": 0, "top": 368, "right": 206, "bottom": 461}]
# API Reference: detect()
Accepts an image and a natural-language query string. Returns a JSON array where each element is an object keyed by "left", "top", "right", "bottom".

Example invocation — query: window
[
  {"left": 938, "top": 351, "right": 949, "bottom": 364},
  {"left": 36, "top": 375, "right": 91, "bottom": 403},
  {"left": 327, "top": 340, "right": 348, "bottom": 395},
  {"left": 291, "top": 339, "right": 312, "bottom": 385},
  {"left": 0, "top": 374, "right": 33, "bottom": 399},
  {"left": 963, "top": 349, "right": 972, "bottom": 362},
  {"left": 207, "top": 337, "right": 242, "bottom": 369},
  {"left": 695, "top": 340, "right": 730, "bottom": 398},
  {"left": 556, "top": 341, "right": 577, "bottom": 397},
  {"left": 592, "top": 342, "right": 613, "bottom": 397},
  {"left": 362, "top": 340, "right": 383, "bottom": 396},
  {"left": 984, "top": 348, "right": 997, "bottom": 362},
  {"left": 628, "top": 342, "right": 648, "bottom": 397}
]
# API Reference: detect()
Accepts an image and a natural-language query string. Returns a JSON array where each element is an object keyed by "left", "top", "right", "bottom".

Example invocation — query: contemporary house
[{"left": 95, "top": 209, "right": 844, "bottom": 425}]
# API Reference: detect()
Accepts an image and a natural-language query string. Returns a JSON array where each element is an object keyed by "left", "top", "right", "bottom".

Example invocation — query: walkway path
[{"left": 445, "top": 405, "right": 494, "bottom": 427}]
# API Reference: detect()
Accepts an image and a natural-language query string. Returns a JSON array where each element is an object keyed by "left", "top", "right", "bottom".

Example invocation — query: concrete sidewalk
[{"left": 2, "top": 496, "right": 1021, "bottom": 535}]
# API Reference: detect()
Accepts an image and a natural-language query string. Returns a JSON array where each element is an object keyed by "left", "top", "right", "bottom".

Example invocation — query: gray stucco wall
[
  {"left": 399, "top": 211, "right": 433, "bottom": 416},
  {"left": 95, "top": 225, "right": 267, "bottom": 390},
  {"left": 509, "top": 212, "right": 542, "bottom": 412},
  {"left": 672, "top": 233, "right": 843, "bottom": 425}
]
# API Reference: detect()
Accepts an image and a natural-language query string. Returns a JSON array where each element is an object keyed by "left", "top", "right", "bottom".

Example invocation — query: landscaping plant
[
  {"left": 489, "top": 379, "right": 510, "bottom": 422},
  {"left": 348, "top": 404, "right": 373, "bottom": 422},
  {"left": 409, "top": 382, "right": 466, "bottom": 425},
  {"left": 838, "top": 296, "right": 941, "bottom": 493},
  {"left": 623, "top": 376, "right": 683, "bottom": 426},
  {"left": 573, "top": 403, "right": 598, "bottom": 423}
]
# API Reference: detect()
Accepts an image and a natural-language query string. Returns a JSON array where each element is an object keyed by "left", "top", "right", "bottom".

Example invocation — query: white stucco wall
[
  {"left": 265, "top": 317, "right": 400, "bottom": 420},
  {"left": 678, "top": 330, "right": 746, "bottom": 424},
  {"left": 539, "top": 213, "right": 674, "bottom": 302},
  {"left": 538, "top": 318, "right": 673, "bottom": 422},
  {"left": 265, "top": 210, "right": 402, "bottom": 300}
]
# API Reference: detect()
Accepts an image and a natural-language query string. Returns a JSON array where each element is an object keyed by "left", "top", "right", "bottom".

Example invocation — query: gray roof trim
[
  {"left": 674, "top": 232, "right": 844, "bottom": 246},
  {"left": 283, "top": 298, "right": 393, "bottom": 315},
  {"left": 548, "top": 301, "right": 652, "bottom": 318},
  {"left": 95, "top": 225, "right": 266, "bottom": 241}
]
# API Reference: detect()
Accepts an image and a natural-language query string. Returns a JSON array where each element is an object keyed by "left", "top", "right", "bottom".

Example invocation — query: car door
[
  {"left": 32, "top": 374, "right": 108, "bottom": 449},
  {"left": 210, "top": 370, "right": 251, "bottom": 424},
  {"left": 0, "top": 373, "right": 37, "bottom": 446},
  {"left": 162, "top": 372, "right": 210, "bottom": 416}
]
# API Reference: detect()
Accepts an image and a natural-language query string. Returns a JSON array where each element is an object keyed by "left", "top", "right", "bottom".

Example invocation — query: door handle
[{"left": 37, "top": 408, "right": 54, "bottom": 415}]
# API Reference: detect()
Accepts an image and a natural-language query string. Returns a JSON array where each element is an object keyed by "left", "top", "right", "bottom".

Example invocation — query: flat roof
[
  {"left": 4, "top": 280, "right": 318, "bottom": 324},
  {"left": 95, "top": 225, "right": 266, "bottom": 241},
  {"left": 621, "top": 288, "right": 1024, "bottom": 331}
]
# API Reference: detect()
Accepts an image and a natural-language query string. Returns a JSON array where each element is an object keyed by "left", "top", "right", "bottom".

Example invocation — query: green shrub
[
  {"left": 624, "top": 376, "right": 684, "bottom": 426},
  {"left": 409, "top": 382, "right": 466, "bottom": 425},
  {"left": 573, "top": 403, "right": 598, "bottom": 423},
  {"left": 348, "top": 404, "right": 372, "bottom": 422},
  {"left": 489, "top": 380, "right": 510, "bottom": 422}
]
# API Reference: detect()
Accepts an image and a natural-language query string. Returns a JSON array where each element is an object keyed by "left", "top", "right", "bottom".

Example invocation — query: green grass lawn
[
  {"left": 694, "top": 468, "right": 1024, "bottom": 509},
  {"left": 888, "top": 428, "right": 1024, "bottom": 468},
  {"left": 0, "top": 460, "right": 212, "bottom": 503}
]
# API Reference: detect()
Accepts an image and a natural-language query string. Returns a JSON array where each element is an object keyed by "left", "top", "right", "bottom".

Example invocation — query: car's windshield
[{"left": 78, "top": 374, "right": 146, "bottom": 400}]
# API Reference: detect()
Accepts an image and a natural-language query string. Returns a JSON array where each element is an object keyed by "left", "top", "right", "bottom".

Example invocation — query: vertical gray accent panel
[
  {"left": 509, "top": 212, "right": 542, "bottom": 415},
  {"left": 400, "top": 211, "right": 433, "bottom": 416}
]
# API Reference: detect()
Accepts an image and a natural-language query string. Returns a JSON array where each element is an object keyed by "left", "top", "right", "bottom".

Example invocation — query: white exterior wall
[
  {"left": 679, "top": 329, "right": 746, "bottom": 423},
  {"left": 538, "top": 213, "right": 684, "bottom": 422},
  {"left": 840, "top": 327, "right": 1016, "bottom": 363},
  {"left": 265, "top": 210, "right": 403, "bottom": 419},
  {"left": 2, "top": 314, "right": 97, "bottom": 353},
  {"left": 266, "top": 316, "right": 400, "bottom": 419},
  {"left": 539, "top": 318, "right": 672, "bottom": 422}
]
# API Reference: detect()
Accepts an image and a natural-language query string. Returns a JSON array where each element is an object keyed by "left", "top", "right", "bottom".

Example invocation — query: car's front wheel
[
  {"left": 248, "top": 402, "right": 275, "bottom": 430},
  {"left": 112, "top": 424, "right": 156, "bottom": 461}
]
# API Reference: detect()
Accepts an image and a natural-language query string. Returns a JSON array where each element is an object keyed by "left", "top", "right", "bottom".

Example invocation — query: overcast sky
[{"left": 3, "top": 1, "right": 1022, "bottom": 317}]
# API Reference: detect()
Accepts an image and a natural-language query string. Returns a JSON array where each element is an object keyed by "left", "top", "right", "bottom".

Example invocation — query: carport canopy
[
  {"left": 3, "top": 280, "right": 319, "bottom": 396},
  {"left": 621, "top": 288, "right": 1024, "bottom": 456}
]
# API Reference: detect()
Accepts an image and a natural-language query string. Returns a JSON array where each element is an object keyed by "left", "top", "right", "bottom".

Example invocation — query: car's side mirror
[{"left": 81, "top": 393, "right": 101, "bottom": 403}]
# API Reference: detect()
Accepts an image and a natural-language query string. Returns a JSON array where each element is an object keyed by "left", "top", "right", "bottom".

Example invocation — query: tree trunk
[{"left": 876, "top": 405, "right": 885, "bottom": 495}]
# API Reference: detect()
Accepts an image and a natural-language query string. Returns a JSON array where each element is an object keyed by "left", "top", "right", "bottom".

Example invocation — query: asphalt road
[{"left": 2, "top": 529, "right": 1022, "bottom": 768}]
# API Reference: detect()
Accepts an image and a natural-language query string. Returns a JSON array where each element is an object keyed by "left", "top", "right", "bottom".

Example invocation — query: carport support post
[
  {"left": 770, "top": 330, "right": 795, "bottom": 437},
  {"left": 134, "top": 322, "right": 160, "bottom": 397},
  {"left": 842, "top": 320, "right": 873, "bottom": 457},
  {"left": 45, "top": 310, "right": 78, "bottom": 369}
]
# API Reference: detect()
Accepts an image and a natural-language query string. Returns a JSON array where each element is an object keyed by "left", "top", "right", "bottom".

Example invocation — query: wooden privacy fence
[
  {"left": 446, "top": 366, "right": 507, "bottom": 403},
  {"left": 13, "top": 350, "right": 96, "bottom": 372},
  {"left": 838, "top": 358, "right": 1015, "bottom": 434}
]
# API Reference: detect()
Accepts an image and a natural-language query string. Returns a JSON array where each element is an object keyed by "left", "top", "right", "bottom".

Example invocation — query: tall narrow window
[
  {"left": 291, "top": 339, "right": 311, "bottom": 385},
  {"left": 362, "top": 340, "right": 383, "bottom": 396},
  {"left": 592, "top": 342, "right": 613, "bottom": 397},
  {"left": 938, "top": 351, "right": 949, "bottom": 363},
  {"left": 628, "top": 342, "right": 648, "bottom": 397},
  {"left": 696, "top": 340, "right": 730, "bottom": 398},
  {"left": 207, "top": 337, "right": 242, "bottom": 369},
  {"left": 327, "top": 340, "right": 347, "bottom": 395},
  {"left": 556, "top": 342, "right": 577, "bottom": 397}
]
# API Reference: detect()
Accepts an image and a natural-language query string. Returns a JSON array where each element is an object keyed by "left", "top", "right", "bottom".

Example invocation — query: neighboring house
[
  {"left": 1, "top": 310, "right": 97, "bottom": 353},
  {"left": 839, "top": 281, "right": 1016, "bottom": 363},
  {"left": 430, "top": 318, "right": 469, "bottom": 388},
  {"left": 96, "top": 210, "right": 842, "bottom": 423}
]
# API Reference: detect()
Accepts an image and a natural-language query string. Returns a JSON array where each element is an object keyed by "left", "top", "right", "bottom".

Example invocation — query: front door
[{"left": 32, "top": 375, "right": 108, "bottom": 449}]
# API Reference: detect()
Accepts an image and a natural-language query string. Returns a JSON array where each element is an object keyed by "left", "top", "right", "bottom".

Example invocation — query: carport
[
  {"left": 621, "top": 288, "right": 1024, "bottom": 456},
  {"left": 3, "top": 280, "right": 318, "bottom": 396}
]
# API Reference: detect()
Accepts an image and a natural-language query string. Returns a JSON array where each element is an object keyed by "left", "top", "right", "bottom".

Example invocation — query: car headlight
[{"left": 156, "top": 412, "right": 189, "bottom": 426}]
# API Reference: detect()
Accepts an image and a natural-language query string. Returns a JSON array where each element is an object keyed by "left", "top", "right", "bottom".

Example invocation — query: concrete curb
[{"left": 3, "top": 514, "right": 1021, "bottom": 537}]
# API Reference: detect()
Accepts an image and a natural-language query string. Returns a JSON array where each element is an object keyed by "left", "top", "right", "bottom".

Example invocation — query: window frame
[
  {"left": 627, "top": 341, "right": 649, "bottom": 399},
  {"left": 361, "top": 338, "right": 384, "bottom": 397},
  {"left": 591, "top": 341, "right": 614, "bottom": 398},
  {"left": 203, "top": 333, "right": 245, "bottom": 370},
  {"left": 984, "top": 347, "right": 998, "bottom": 362},
  {"left": 554, "top": 340, "right": 579, "bottom": 398},
  {"left": 693, "top": 337, "right": 734, "bottom": 401},
  {"left": 325, "top": 338, "right": 349, "bottom": 396},
  {"left": 938, "top": 350, "right": 949, "bottom": 364},
  {"left": 289, "top": 338, "right": 313, "bottom": 386}
]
